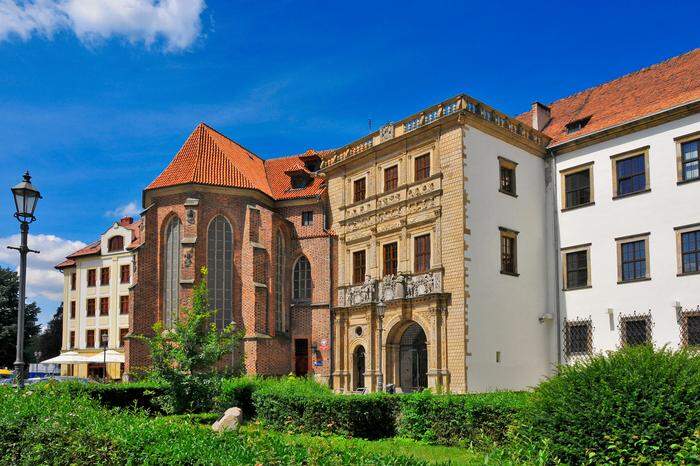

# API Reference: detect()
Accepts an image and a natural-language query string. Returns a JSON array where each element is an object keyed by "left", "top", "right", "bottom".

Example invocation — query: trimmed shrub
[
  {"left": 0, "top": 386, "right": 427, "bottom": 465},
  {"left": 253, "top": 377, "right": 398, "bottom": 439},
  {"left": 216, "top": 376, "right": 273, "bottom": 419},
  {"left": 44, "top": 380, "right": 166, "bottom": 411},
  {"left": 514, "top": 345, "right": 700, "bottom": 464},
  {"left": 397, "top": 390, "right": 529, "bottom": 447}
]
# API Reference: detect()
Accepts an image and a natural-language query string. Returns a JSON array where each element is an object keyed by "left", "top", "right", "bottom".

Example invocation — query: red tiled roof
[
  {"left": 55, "top": 219, "right": 143, "bottom": 269},
  {"left": 148, "top": 123, "right": 332, "bottom": 201},
  {"left": 517, "top": 48, "right": 700, "bottom": 146}
]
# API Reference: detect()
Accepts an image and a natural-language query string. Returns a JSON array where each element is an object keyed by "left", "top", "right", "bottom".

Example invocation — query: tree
[
  {"left": 0, "top": 267, "right": 41, "bottom": 369},
  {"left": 36, "top": 304, "right": 63, "bottom": 362},
  {"left": 136, "top": 267, "right": 244, "bottom": 413}
]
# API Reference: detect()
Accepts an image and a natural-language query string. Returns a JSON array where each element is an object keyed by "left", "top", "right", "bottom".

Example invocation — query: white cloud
[
  {"left": 0, "top": 0, "right": 206, "bottom": 51},
  {"left": 0, "top": 233, "right": 86, "bottom": 302},
  {"left": 105, "top": 201, "right": 140, "bottom": 218}
]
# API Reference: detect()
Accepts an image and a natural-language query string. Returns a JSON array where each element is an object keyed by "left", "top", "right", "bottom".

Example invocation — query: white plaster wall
[
  {"left": 555, "top": 113, "right": 700, "bottom": 352},
  {"left": 464, "top": 126, "right": 553, "bottom": 392}
]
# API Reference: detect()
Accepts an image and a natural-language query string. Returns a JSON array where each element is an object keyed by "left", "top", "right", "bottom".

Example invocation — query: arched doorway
[
  {"left": 398, "top": 322, "right": 428, "bottom": 391},
  {"left": 353, "top": 345, "right": 366, "bottom": 390}
]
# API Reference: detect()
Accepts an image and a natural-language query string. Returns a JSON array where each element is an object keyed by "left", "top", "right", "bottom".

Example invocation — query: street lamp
[
  {"left": 9, "top": 171, "right": 41, "bottom": 388},
  {"left": 101, "top": 332, "right": 109, "bottom": 383},
  {"left": 376, "top": 300, "right": 386, "bottom": 392}
]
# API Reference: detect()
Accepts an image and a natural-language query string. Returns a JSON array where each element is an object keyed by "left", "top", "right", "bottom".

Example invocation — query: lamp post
[
  {"left": 9, "top": 171, "right": 41, "bottom": 389},
  {"left": 101, "top": 332, "right": 109, "bottom": 383},
  {"left": 376, "top": 300, "right": 386, "bottom": 392}
]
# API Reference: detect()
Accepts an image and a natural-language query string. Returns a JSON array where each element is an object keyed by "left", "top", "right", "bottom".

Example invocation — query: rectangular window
[
  {"left": 414, "top": 234, "right": 431, "bottom": 273},
  {"left": 384, "top": 165, "right": 399, "bottom": 192},
  {"left": 301, "top": 211, "right": 313, "bottom": 226},
  {"left": 618, "top": 237, "right": 649, "bottom": 282},
  {"left": 681, "top": 139, "right": 699, "bottom": 181},
  {"left": 86, "top": 329, "right": 95, "bottom": 348},
  {"left": 71, "top": 273, "right": 76, "bottom": 290},
  {"left": 119, "top": 328, "right": 128, "bottom": 348},
  {"left": 500, "top": 228, "right": 518, "bottom": 275},
  {"left": 70, "top": 301, "right": 76, "bottom": 319},
  {"left": 120, "top": 295, "right": 129, "bottom": 314},
  {"left": 99, "top": 329, "right": 109, "bottom": 348},
  {"left": 87, "top": 269, "right": 96, "bottom": 287},
  {"left": 120, "top": 264, "right": 130, "bottom": 284},
  {"left": 565, "top": 320, "right": 592, "bottom": 356},
  {"left": 414, "top": 154, "right": 431, "bottom": 181},
  {"left": 99, "top": 297, "right": 109, "bottom": 316},
  {"left": 611, "top": 148, "right": 649, "bottom": 197},
  {"left": 86, "top": 298, "right": 96, "bottom": 317},
  {"left": 681, "top": 230, "right": 700, "bottom": 274},
  {"left": 353, "top": 178, "right": 366, "bottom": 203},
  {"left": 69, "top": 331, "right": 75, "bottom": 349},
  {"left": 620, "top": 315, "right": 652, "bottom": 346},
  {"left": 561, "top": 162, "right": 594, "bottom": 209},
  {"left": 352, "top": 250, "right": 366, "bottom": 285},
  {"left": 383, "top": 242, "right": 398, "bottom": 277},
  {"left": 563, "top": 246, "right": 590, "bottom": 290},
  {"left": 100, "top": 267, "right": 110, "bottom": 286},
  {"left": 498, "top": 157, "right": 517, "bottom": 196}
]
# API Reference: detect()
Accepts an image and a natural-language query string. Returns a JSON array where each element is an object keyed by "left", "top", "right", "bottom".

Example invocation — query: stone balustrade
[
  {"left": 320, "top": 95, "right": 549, "bottom": 170},
  {"left": 338, "top": 270, "right": 443, "bottom": 308}
]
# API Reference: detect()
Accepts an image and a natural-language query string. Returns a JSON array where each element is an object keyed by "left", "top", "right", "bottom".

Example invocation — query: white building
[{"left": 54, "top": 217, "right": 141, "bottom": 379}]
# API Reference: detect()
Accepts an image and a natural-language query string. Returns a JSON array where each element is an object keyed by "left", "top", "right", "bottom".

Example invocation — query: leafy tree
[
  {"left": 36, "top": 304, "right": 63, "bottom": 361},
  {"left": 136, "top": 267, "right": 244, "bottom": 413},
  {"left": 0, "top": 267, "right": 41, "bottom": 369}
]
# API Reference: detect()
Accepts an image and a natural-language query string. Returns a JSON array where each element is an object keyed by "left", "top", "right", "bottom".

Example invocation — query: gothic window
[
  {"left": 208, "top": 216, "right": 233, "bottom": 331},
  {"left": 293, "top": 255, "right": 311, "bottom": 301},
  {"left": 275, "top": 233, "right": 285, "bottom": 332},
  {"left": 163, "top": 217, "right": 181, "bottom": 329}
]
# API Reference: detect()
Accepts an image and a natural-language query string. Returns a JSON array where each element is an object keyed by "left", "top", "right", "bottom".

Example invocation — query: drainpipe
[
  {"left": 548, "top": 150, "right": 563, "bottom": 365},
  {"left": 326, "top": 200, "right": 334, "bottom": 389}
]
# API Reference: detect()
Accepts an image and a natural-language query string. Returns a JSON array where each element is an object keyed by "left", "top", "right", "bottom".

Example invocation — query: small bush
[
  {"left": 0, "top": 386, "right": 427, "bottom": 465},
  {"left": 216, "top": 376, "right": 273, "bottom": 419},
  {"left": 44, "top": 380, "right": 166, "bottom": 411},
  {"left": 397, "top": 390, "right": 528, "bottom": 447},
  {"left": 513, "top": 345, "right": 700, "bottom": 464},
  {"left": 253, "top": 377, "right": 398, "bottom": 439}
]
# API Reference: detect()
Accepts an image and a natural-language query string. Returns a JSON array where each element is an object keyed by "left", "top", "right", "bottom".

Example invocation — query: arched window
[
  {"left": 208, "top": 216, "right": 233, "bottom": 331},
  {"left": 163, "top": 217, "right": 181, "bottom": 328},
  {"left": 293, "top": 255, "right": 311, "bottom": 301},
  {"left": 108, "top": 235, "right": 124, "bottom": 252},
  {"left": 275, "top": 233, "right": 284, "bottom": 332}
]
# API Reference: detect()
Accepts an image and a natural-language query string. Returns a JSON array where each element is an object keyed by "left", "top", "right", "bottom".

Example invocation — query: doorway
[
  {"left": 353, "top": 345, "right": 366, "bottom": 389},
  {"left": 294, "top": 339, "right": 309, "bottom": 376},
  {"left": 398, "top": 322, "right": 428, "bottom": 391}
]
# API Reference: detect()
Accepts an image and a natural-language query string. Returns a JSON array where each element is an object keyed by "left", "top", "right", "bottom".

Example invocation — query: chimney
[
  {"left": 531, "top": 102, "right": 551, "bottom": 131},
  {"left": 119, "top": 216, "right": 134, "bottom": 226}
]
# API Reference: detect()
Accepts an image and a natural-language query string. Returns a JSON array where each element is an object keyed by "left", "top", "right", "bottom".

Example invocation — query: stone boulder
[{"left": 212, "top": 407, "right": 242, "bottom": 432}]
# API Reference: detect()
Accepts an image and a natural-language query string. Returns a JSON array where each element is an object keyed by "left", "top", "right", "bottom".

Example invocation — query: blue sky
[{"left": 0, "top": 0, "right": 698, "bottom": 324}]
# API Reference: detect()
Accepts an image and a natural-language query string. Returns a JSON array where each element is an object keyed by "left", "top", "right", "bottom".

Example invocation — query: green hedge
[
  {"left": 45, "top": 380, "right": 166, "bottom": 411},
  {"left": 397, "top": 390, "right": 529, "bottom": 447},
  {"left": 0, "top": 386, "right": 427, "bottom": 465},
  {"left": 216, "top": 376, "right": 276, "bottom": 419}
]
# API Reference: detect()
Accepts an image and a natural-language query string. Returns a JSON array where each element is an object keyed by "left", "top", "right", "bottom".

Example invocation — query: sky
[{"left": 0, "top": 0, "right": 698, "bottom": 325}]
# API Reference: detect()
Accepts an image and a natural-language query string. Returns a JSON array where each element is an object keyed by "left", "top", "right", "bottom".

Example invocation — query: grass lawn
[{"left": 239, "top": 424, "right": 491, "bottom": 465}]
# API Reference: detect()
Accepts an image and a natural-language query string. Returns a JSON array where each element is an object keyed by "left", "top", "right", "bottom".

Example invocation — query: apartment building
[{"left": 54, "top": 217, "right": 141, "bottom": 379}]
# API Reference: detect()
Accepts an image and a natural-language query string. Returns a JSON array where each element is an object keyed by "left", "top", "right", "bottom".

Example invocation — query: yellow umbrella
[{"left": 0, "top": 369, "right": 12, "bottom": 376}]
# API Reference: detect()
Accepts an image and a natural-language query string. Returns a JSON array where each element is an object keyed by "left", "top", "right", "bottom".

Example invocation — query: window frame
[
  {"left": 413, "top": 233, "right": 431, "bottom": 274},
  {"left": 108, "top": 235, "right": 124, "bottom": 252},
  {"left": 353, "top": 177, "right": 367, "bottom": 203},
  {"left": 560, "top": 162, "right": 594, "bottom": 210},
  {"left": 352, "top": 250, "right": 366, "bottom": 284},
  {"left": 69, "top": 331, "right": 75, "bottom": 349},
  {"left": 615, "top": 233, "right": 651, "bottom": 284},
  {"left": 292, "top": 255, "right": 312, "bottom": 301},
  {"left": 382, "top": 242, "right": 398, "bottom": 277},
  {"left": 70, "top": 301, "right": 76, "bottom": 319},
  {"left": 86, "top": 329, "right": 95, "bottom": 348},
  {"left": 70, "top": 272, "right": 76, "bottom": 290},
  {"left": 561, "top": 243, "right": 592, "bottom": 290},
  {"left": 680, "top": 309, "right": 700, "bottom": 347},
  {"left": 610, "top": 146, "right": 650, "bottom": 199},
  {"left": 414, "top": 154, "right": 431, "bottom": 182},
  {"left": 163, "top": 216, "right": 182, "bottom": 329},
  {"left": 120, "top": 295, "right": 129, "bottom": 315},
  {"left": 675, "top": 131, "right": 700, "bottom": 184},
  {"left": 100, "top": 267, "right": 110, "bottom": 286},
  {"left": 499, "top": 227, "right": 519, "bottom": 276},
  {"left": 86, "top": 298, "right": 96, "bottom": 317},
  {"left": 207, "top": 215, "right": 234, "bottom": 331},
  {"left": 120, "top": 264, "right": 130, "bottom": 284},
  {"left": 87, "top": 269, "right": 96, "bottom": 287},
  {"left": 498, "top": 157, "right": 518, "bottom": 197},
  {"left": 564, "top": 318, "right": 593, "bottom": 357},
  {"left": 119, "top": 328, "right": 128, "bottom": 348},
  {"left": 675, "top": 223, "right": 700, "bottom": 276},
  {"left": 384, "top": 164, "right": 399, "bottom": 192},
  {"left": 301, "top": 211, "right": 313, "bottom": 226},
  {"left": 99, "top": 297, "right": 109, "bottom": 316}
]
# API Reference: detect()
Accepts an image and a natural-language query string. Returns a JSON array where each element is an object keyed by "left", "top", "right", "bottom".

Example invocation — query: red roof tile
[
  {"left": 55, "top": 219, "right": 143, "bottom": 269},
  {"left": 517, "top": 48, "right": 700, "bottom": 146},
  {"left": 148, "top": 123, "right": 332, "bottom": 201}
]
